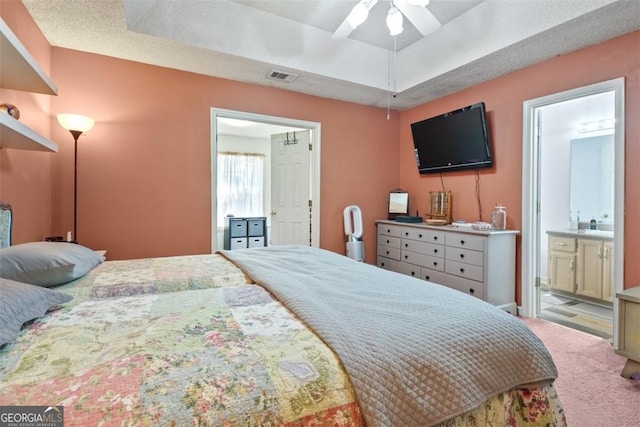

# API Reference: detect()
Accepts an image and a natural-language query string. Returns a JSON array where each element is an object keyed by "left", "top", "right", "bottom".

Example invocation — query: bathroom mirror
[
  {"left": 569, "top": 135, "right": 614, "bottom": 224},
  {"left": 388, "top": 190, "right": 409, "bottom": 219}
]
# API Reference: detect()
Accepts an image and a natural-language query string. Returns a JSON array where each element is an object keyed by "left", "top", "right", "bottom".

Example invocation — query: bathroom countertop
[{"left": 546, "top": 229, "right": 614, "bottom": 240}]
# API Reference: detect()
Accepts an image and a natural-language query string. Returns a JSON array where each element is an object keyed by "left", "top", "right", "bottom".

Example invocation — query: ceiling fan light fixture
[
  {"left": 386, "top": 6, "right": 404, "bottom": 36},
  {"left": 347, "top": 2, "right": 370, "bottom": 29}
]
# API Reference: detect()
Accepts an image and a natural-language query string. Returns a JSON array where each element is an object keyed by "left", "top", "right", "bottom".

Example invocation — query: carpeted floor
[{"left": 523, "top": 317, "right": 640, "bottom": 427}]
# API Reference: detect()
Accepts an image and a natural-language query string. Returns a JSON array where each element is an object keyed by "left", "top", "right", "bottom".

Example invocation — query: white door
[{"left": 270, "top": 131, "right": 311, "bottom": 246}]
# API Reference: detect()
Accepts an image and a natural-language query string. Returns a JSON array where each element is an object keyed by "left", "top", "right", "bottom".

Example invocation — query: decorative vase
[{"left": 0, "top": 103, "right": 20, "bottom": 120}]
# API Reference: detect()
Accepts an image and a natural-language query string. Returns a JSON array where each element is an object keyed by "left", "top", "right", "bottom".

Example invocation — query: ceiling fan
[{"left": 332, "top": 0, "right": 442, "bottom": 40}]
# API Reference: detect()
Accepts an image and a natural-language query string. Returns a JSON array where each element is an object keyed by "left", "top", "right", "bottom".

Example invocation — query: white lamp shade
[
  {"left": 386, "top": 7, "right": 404, "bottom": 36},
  {"left": 407, "top": 0, "right": 430, "bottom": 7},
  {"left": 57, "top": 114, "right": 95, "bottom": 133}
]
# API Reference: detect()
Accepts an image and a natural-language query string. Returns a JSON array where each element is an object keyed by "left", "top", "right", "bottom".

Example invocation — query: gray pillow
[
  {"left": 0, "top": 242, "right": 105, "bottom": 287},
  {"left": 0, "top": 278, "right": 73, "bottom": 346}
]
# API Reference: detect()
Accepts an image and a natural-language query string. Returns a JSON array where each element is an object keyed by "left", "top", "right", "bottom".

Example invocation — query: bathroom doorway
[{"left": 521, "top": 78, "right": 625, "bottom": 344}]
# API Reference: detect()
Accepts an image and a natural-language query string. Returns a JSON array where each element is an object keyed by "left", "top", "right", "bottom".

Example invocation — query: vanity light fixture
[
  {"left": 578, "top": 118, "right": 615, "bottom": 133},
  {"left": 57, "top": 113, "right": 95, "bottom": 243}
]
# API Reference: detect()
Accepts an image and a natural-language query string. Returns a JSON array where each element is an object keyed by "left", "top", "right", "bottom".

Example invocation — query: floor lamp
[{"left": 57, "top": 113, "right": 95, "bottom": 243}]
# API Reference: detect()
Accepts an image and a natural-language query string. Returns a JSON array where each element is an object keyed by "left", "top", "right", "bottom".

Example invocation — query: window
[{"left": 217, "top": 152, "right": 264, "bottom": 226}]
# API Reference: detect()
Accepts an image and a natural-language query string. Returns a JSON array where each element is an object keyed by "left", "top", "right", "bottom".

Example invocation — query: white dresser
[{"left": 376, "top": 220, "right": 518, "bottom": 313}]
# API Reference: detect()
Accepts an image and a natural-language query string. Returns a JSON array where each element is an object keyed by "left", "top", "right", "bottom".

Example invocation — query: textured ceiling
[{"left": 22, "top": 0, "right": 640, "bottom": 111}]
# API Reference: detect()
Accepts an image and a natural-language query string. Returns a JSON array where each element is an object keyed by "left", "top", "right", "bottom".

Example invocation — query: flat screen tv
[{"left": 411, "top": 102, "right": 493, "bottom": 174}]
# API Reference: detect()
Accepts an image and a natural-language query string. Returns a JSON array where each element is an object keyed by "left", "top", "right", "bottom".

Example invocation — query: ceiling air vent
[{"left": 269, "top": 70, "right": 298, "bottom": 83}]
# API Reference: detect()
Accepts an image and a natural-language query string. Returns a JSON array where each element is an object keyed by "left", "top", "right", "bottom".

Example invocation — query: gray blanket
[{"left": 220, "top": 246, "right": 558, "bottom": 427}]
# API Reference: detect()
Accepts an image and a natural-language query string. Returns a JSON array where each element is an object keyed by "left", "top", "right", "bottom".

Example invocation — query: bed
[{"left": 0, "top": 212, "right": 566, "bottom": 425}]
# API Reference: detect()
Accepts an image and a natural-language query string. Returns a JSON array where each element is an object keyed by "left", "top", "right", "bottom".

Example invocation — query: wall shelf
[
  {"left": 0, "top": 17, "right": 58, "bottom": 152},
  {"left": 0, "top": 113, "right": 58, "bottom": 152},
  {"left": 1, "top": 18, "right": 58, "bottom": 95}
]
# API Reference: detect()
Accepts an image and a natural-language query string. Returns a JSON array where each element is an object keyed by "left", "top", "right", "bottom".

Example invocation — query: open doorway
[
  {"left": 521, "top": 78, "right": 625, "bottom": 344},
  {"left": 210, "top": 108, "right": 322, "bottom": 252}
]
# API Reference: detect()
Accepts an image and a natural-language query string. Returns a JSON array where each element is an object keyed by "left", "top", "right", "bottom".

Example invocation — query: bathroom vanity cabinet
[{"left": 547, "top": 231, "right": 614, "bottom": 303}]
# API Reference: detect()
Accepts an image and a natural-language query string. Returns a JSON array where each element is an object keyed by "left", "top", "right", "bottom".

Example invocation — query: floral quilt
[{"left": 0, "top": 254, "right": 565, "bottom": 426}]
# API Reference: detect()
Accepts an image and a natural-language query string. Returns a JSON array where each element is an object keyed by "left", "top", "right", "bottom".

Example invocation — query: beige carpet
[{"left": 523, "top": 317, "right": 640, "bottom": 427}]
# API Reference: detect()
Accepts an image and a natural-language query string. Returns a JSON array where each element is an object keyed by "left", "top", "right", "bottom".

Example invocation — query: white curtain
[{"left": 217, "top": 152, "right": 264, "bottom": 226}]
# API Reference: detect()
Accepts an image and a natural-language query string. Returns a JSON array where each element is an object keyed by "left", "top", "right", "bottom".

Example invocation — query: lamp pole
[
  {"left": 70, "top": 130, "right": 82, "bottom": 242},
  {"left": 57, "top": 114, "right": 95, "bottom": 243}
]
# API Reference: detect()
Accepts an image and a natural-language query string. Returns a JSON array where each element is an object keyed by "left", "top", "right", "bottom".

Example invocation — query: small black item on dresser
[
  {"left": 45, "top": 236, "right": 64, "bottom": 242},
  {"left": 395, "top": 215, "right": 423, "bottom": 223}
]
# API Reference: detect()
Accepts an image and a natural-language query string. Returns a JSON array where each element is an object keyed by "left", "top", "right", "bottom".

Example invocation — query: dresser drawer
[
  {"left": 549, "top": 235, "right": 576, "bottom": 253},
  {"left": 378, "top": 224, "right": 402, "bottom": 237},
  {"left": 396, "top": 261, "right": 422, "bottom": 279},
  {"left": 421, "top": 268, "right": 450, "bottom": 285},
  {"left": 446, "top": 259, "right": 484, "bottom": 282},
  {"left": 377, "top": 256, "right": 403, "bottom": 271},
  {"left": 445, "top": 274, "right": 485, "bottom": 300},
  {"left": 378, "top": 234, "right": 401, "bottom": 249},
  {"left": 401, "top": 239, "right": 443, "bottom": 257},
  {"left": 378, "top": 245, "right": 401, "bottom": 260},
  {"left": 401, "top": 250, "right": 444, "bottom": 271},
  {"left": 446, "top": 247, "right": 484, "bottom": 267},
  {"left": 403, "top": 227, "right": 445, "bottom": 244},
  {"left": 446, "top": 232, "right": 485, "bottom": 251}
]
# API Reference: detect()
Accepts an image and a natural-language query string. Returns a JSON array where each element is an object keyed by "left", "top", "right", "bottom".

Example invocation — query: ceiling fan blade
[
  {"left": 332, "top": 18, "right": 355, "bottom": 40},
  {"left": 394, "top": 0, "right": 441, "bottom": 37}
]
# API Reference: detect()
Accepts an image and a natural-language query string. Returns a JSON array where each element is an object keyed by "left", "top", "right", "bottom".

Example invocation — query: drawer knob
[
  {"left": 433, "top": 262, "right": 438, "bottom": 266},
  {"left": 460, "top": 254, "right": 464, "bottom": 259},
  {"left": 460, "top": 268, "right": 465, "bottom": 273},
  {"left": 469, "top": 288, "right": 474, "bottom": 294},
  {"left": 411, "top": 271, "right": 416, "bottom": 276},
  {"left": 433, "top": 236, "right": 438, "bottom": 241},
  {"left": 434, "top": 249, "right": 438, "bottom": 253},
  {"left": 386, "top": 250, "right": 390, "bottom": 255},
  {"left": 405, "top": 243, "right": 408, "bottom": 247},
  {"left": 405, "top": 232, "right": 409, "bottom": 236},
  {"left": 425, "top": 275, "right": 430, "bottom": 280},
  {"left": 404, "top": 255, "right": 408, "bottom": 259},
  {"left": 419, "top": 234, "right": 423, "bottom": 238},
  {"left": 460, "top": 240, "right": 465, "bottom": 245},
  {"left": 386, "top": 239, "right": 390, "bottom": 244},
  {"left": 381, "top": 262, "right": 385, "bottom": 267}
]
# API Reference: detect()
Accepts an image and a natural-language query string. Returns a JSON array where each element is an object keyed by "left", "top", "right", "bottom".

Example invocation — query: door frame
[
  {"left": 521, "top": 78, "right": 625, "bottom": 347},
  {"left": 210, "top": 108, "right": 321, "bottom": 252}
]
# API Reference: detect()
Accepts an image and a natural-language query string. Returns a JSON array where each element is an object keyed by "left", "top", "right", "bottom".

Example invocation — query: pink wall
[
  {"left": 0, "top": 0, "right": 53, "bottom": 243},
  {"left": 48, "top": 49, "right": 400, "bottom": 261},
  {"left": 399, "top": 31, "right": 640, "bottom": 297}
]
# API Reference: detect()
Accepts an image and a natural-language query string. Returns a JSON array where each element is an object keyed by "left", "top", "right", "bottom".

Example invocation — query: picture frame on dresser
[{"left": 388, "top": 190, "right": 409, "bottom": 220}]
